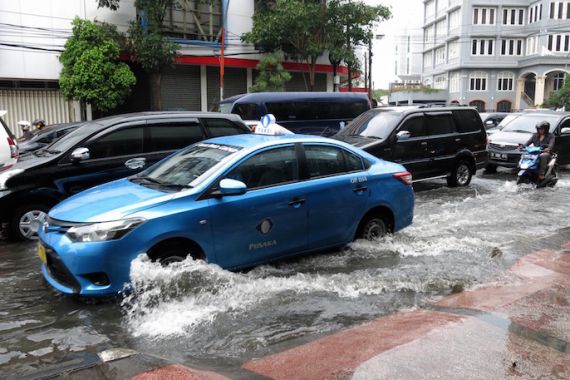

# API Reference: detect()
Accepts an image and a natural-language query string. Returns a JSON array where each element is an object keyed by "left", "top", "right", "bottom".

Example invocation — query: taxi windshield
[{"left": 137, "top": 143, "right": 242, "bottom": 189}]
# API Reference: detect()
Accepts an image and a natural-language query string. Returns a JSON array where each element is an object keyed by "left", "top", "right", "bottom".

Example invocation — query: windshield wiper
[
  {"left": 131, "top": 176, "right": 192, "bottom": 190},
  {"left": 508, "top": 129, "right": 532, "bottom": 134}
]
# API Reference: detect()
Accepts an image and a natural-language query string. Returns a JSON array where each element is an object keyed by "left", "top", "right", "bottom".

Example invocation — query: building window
[
  {"left": 500, "top": 39, "right": 524, "bottom": 56},
  {"left": 435, "top": 46, "right": 446, "bottom": 64},
  {"left": 436, "top": 0, "right": 446, "bottom": 14},
  {"left": 449, "top": 72, "right": 461, "bottom": 93},
  {"left": 469, "top": 100, "right": 486, "bottom": 112},
  {"left": 449, "top": 9, "right": 461, "bottom": 31},
  {"left": 503, "top": 8, "right": 525, "bottom": 25},
  {"left": 425, "top": 0, "right": 435, "bottom": 20},
  {"left": 473, "top": 7, "right": 496, "bottom": 25},
  {"left": 425, "top": 26, "right": 434, "bottom": 44},
  {"left": 497, "top": 71, "right": 515, "bottom": 91},
  {"left": 526, "top": 35, "right": 540, "bottom": 55},
  {"left": 435, "top": 20, "right": 446, "bottom": 40},
  {"left": 423, "top": 52, "right": 433, "bottom": 69},
  {"left": 553, "top": 72, "right": 566, "bottom": 91},
  {"left": 497, "top": 100, "right": 512, "bottom": 112},
  {"left": 448, "top": 40, "right": 459, "bottom": 59},
  {"left": 548, "top": 1, "right": 569, "bottom": 18},
  {"left": 434, "top": 75, "right": 447, "bottom": 89},
  {"left": 547, "top": 33, "right": 570, "bottom": 52},
  {"left": 471, "top": 39, "right": 495, "bottom": 56},
  {"left": 528, "top": 3, "right": 543, "bottom": 23},
  {"left": 469, "top": 71, "right": 488, "bottom": 91}
]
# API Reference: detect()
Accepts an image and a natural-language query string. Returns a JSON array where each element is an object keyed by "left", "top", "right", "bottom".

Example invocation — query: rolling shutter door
[
  {"left": 207, "top": 67, "right": 247, "bottom": 111},
  {"left": 161, "top": 65, "right": 201, "bottom": 111}
]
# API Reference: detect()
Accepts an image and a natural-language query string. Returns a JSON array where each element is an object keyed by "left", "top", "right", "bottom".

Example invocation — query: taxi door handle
[
  {"left": 288, "top": 198, "right": 305, "bottom": 207},
  {"left": 352, "top": 185, "right": 368, "bottom": 193}
]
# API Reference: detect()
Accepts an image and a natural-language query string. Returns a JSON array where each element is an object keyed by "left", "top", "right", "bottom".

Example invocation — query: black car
[
  {"left": 334, "top": 106, "right": 488, "bottom": 187},
  {"left": 0, "top": 112, "right": 251, "bottom": 240},
  {"left": 486, "top": 111, "right": 570, "bottom": 171},
  {"left": 18, "top": 122, "right": 82, "bottom": 156}
]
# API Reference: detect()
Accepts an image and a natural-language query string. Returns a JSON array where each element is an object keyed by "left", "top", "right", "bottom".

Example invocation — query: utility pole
[{"left": 368, "top": 37, "right": 372, "bottom": 100}]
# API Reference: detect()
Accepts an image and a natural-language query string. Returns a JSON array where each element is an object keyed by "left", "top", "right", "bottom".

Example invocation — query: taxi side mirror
[
  {"left": 216, "top": 178, "right": 247, "bottom": 196},
  {"left": 70, "top": 147, "right": 90, "bottom": 162}
]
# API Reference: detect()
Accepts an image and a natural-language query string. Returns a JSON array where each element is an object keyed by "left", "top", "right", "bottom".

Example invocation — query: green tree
[
  {"left": 327, "top": 0, "right": 391, "bottom": 90},
  {"left": 250, "top": 51, "right": 292, "bottom": 92},
  {"left": 98, "top": 0, "right": 179, "bottom": 110},
  {"left": 543, "top": 73, "right": 570, "bottom": 109},
  {"left": 59, "top": 18, "right": 136, "bottom": 113},
  {"left": 243, "top": 0, "right": 390, "bottom": 91},
  {"left": 243, "top": 0, "right": 329, "bottom": 91}
]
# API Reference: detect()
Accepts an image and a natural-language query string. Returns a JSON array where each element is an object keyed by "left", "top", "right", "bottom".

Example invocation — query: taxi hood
[{"left": 49, "top": 178, "right": 179, "bottom": 223}]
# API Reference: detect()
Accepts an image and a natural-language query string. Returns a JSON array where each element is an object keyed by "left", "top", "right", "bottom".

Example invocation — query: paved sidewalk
[{"left": 29, "top": 242, "right": 570, "bottom": 379}]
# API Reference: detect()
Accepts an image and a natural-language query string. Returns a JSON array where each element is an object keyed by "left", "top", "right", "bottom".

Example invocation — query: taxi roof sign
[{"left": 255, "top": 114, "right": 293, "bottom": 136}]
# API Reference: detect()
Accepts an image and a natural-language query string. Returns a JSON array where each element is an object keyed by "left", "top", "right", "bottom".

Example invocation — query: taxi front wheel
[
  {"left": 358, "top": 215, "right": 389, "bottom": 241},
  {"left": 9, "top": 203, "right": 50, "bottom": 241}
]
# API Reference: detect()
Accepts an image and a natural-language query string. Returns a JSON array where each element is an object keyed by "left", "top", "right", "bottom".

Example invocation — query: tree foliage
[
  {"left": 250, "top": 51, "right": 292, "bottom": 92},
  {"left": 98, "top": 0, "right": 179, "bottom": 110},
  {"left": 543, "top": 73, "right": 570, "bottom": 110},
  {"left": 243, "top": 0, "right": 390, "bottom": 91},
  {"left": 59, "top": 18, "right": 136, "bottom": 112}
]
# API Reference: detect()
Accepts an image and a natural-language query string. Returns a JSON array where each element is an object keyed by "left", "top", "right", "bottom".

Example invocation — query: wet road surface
[{"left": 2, "top": 169, "right": 570, "bottom": 377}]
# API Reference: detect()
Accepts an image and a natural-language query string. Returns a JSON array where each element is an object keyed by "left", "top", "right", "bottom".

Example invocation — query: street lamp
[{"left": 368, "top": 34, "right": 384, "bottom": 101}]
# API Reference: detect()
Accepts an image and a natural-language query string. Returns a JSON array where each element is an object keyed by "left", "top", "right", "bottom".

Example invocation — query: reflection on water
[{"left": 2, "top": 173, "right": 570, "bottom": 375}]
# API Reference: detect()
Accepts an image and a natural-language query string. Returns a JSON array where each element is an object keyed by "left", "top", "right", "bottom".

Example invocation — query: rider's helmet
[
  {"left": 32, "top": 118, "right": 46, "bottom": 130},
  {"left": 17, "top": 120, "right": 31, "bottom": 131},
  {"left": 536, "top": 121, "right": 550, "bottom": 133}
]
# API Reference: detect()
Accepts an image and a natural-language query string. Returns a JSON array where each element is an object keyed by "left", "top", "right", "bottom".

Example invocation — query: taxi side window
[
  {"left": 304, "top": 145, "right": 363, "bottom": 178},
  {"left": 399, "top": 117, "right": 426, "bottom": 138},
  {"left": 227, "top": 146, "right": 298, "bottom": 189},
  {"left": 85, "top": 127, "right": 144, "bottom": 159}
]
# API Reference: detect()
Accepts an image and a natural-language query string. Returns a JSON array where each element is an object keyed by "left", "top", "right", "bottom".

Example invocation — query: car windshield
[
  {"left": 137, "top": 142, "right": 242, "bottom": 189},
  {"left": 41, "top": 122, "right": 90, "bottom": 154},
  {"left": 336, "top": 110, "right": 400, "bottom": 139},
  {"left": 500, "top": 115, "right": 560, "bottom": 134}
]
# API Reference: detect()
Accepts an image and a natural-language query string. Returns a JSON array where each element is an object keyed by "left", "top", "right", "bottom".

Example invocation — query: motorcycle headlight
[
  {"left": 66, "top": 218, "right": 146, "bottom": 243},
  {"left": 0, "top": 169, "right": 24, "bottom": 190}
]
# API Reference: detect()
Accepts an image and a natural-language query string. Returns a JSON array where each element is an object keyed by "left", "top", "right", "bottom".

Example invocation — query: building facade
[
  {"left": 0, "top": 0, "right": 343, "bottom": 136},
  {"left": 422, "top": 0, "right": 570, "bottom": 112}
]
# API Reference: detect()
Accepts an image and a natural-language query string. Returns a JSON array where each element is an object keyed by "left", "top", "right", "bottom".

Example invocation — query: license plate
[
  {"left": 38, "top": 243, "right": 47, "bottom": 265},
  {"left": 491, "top": 152, "right": 508, "bottom": 160}
]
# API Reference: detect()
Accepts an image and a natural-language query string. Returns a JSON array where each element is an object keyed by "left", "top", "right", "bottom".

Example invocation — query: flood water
[{"left": 2, "top": 171, "right": 570, "bottom": 377}]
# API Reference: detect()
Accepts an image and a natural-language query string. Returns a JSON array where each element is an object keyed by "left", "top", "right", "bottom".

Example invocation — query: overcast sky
[{"left": 364, "top": 0, "right": 424, "bottom": 88}]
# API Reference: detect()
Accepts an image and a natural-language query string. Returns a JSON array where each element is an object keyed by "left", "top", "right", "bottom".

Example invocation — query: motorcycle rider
[
  {"left": 521, "top": 121, "right": 555, "bottom": 181},
  {"left": 32, "top": 118, "right": 46, "bottom": 131},
  {"left": 17, "top": 120, "right": 33, "bottom": 141}
]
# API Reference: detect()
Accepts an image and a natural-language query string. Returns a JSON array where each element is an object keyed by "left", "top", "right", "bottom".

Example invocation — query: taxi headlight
[
  {"left": 0, "top": 169, "right": 24, "bottom": 190},
  {"left": 66, "top": 218, "right": 146, "bottom": 243}
]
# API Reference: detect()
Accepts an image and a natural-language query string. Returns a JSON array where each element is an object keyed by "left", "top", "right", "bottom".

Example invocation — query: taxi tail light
[
  {"left": 7, "top": 136, "right": 18, "bottom": 159},
  {"left": 393, "top": 171, "right": 412, "bottom": 186}
]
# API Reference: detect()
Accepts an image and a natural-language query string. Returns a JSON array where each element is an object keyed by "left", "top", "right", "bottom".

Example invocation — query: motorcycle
[{"left": 516, "top": 145, "right": 558, "bottom": 188}]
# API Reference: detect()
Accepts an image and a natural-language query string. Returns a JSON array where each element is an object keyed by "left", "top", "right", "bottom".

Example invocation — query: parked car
[
  {"left": 333, "top": 106, "right": 488, "bottom": 187},
  {"left": 37, "top": 133, "right": 414, "bottom": 296},
  {"left": 17, "top": 122, "right": 82, "bottom": 156},
  {"left": 219, "top": 92, "right": 371, "bottom": 136},
  {"left": 0, "top": 112, "right": 251, "bottom": 241},
  {"left": 0, "top": 111, "right": 19, "bottom": 172},
  {"left": 486, "top": 111, "right": 570, "bottom": 171}
]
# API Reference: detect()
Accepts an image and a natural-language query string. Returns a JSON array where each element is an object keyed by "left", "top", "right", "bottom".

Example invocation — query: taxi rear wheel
[
  {"left": 9, "top": 203, "right": 50, "bottom": 241},
  {"left": 358, "top": 215, "right": 389, "bottom": 241}
]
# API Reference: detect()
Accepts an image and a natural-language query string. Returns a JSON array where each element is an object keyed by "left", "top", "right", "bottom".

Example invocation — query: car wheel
[
  {"left": 9, "top": 203, "right": 50, "bottom": 241},
  {"left": 149, "top": 244, "right": 201, "bottom": 266},
  {"left": 447, "top": 160, "right": 472, "bottom": 187},
  {"left": 358, "top": 215, "right": 389, "bottom": 241}
]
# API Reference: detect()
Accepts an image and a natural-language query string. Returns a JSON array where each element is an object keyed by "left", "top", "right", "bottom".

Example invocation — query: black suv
[
  {"left": 486, "top": 111, "right": 570, "bottom": 171},
  {"left": 0, "top": 112, "right": 251, "bottom": 240},
  {"left": 334, "top": 106, "right": 488, "bottom": 186}
]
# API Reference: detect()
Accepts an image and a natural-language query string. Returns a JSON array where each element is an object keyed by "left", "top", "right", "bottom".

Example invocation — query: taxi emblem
[{"left": 257, "top": 219, "right": 273, "bottom": 235}]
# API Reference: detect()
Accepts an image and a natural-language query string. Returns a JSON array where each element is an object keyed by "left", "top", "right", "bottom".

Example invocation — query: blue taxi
[{"left": 37, "top": 133, "right": 414, "bottom": 296}]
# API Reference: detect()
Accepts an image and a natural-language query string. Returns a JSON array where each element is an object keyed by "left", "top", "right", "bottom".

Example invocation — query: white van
[{"left": 0, "top": 111, "right": 19, "bottom": 172}]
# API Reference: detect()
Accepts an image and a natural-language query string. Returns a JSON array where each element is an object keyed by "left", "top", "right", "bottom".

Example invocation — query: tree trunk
[
  {"left": 308, "top": 57, "right": 316, "bottom": 92},
  {"left": 150, "top": 72, "right": 162, "bottom": 111}
]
